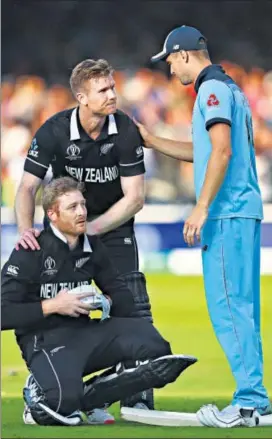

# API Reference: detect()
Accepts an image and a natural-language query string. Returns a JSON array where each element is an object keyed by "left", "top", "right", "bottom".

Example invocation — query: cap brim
[{"left": 150, "top": 49, "right": 169, "bottom": 63}]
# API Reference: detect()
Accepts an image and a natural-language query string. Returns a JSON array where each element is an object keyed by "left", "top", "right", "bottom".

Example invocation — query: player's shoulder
[
  {"left": 2, "top": 244, "right": 41, "bottom": 278},
  {"left": 199, "top": 78, "right": 234, "bottom": 97},
  {"left": 114, "top": 109, "right": 135, "bottom": 130},
  {"left": 46, "top": 107, "right": 74, "bottom": 125},
  {"left": 38, "top": 107, "right": 75, "bottom": 136}
]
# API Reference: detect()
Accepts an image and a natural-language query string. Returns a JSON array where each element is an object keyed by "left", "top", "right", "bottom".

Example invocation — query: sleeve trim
[
  {"left": 206, "top": 117, "right": 231, "bottom": 131},
  {"left": 26, "top": 157, "right": 49, "bottom": 169},
  {"left": 119, "top": 159, "right": 144, "bottom": 167}
]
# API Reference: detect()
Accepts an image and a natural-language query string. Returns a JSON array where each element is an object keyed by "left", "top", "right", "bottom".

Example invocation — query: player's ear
[
  {"left": 47, "top": 207, "right": 58, "bottom": 222},
  {"left": 77, "top": 91, "right": 88, "bottom": 106},
  {"left": 180, "top": 50, "right": 188, "bottom": 63}
]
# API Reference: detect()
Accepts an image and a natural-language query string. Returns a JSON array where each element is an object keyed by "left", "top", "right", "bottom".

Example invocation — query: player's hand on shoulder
[
  {"left": 15, "top": 228, "right": 41, "bottom": 251},
  {"left": 133, "top": 118, "right": 153, "bottom": 148},
  {"left": 51, "top": 289, "right": 91, "bottom": 318}
]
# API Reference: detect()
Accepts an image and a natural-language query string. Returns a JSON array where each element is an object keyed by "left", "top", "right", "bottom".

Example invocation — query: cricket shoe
[
  {"left": 23, "top": 373, "right": 83, "bottom": 426},
  {"left": 86, "top": 408, "right": 115, "bottom": 424},
  {"left": 23, "top": 404, "right": 36, "bottom": 425},
  {"left": 221, "top": 403, "right": 272, "bottom": 417},
  {"left": 23, "top": 375, "right": 36, "bottom": 425},
  {"left": 197, "top": 403, "right": 263, "bottom": 428}
]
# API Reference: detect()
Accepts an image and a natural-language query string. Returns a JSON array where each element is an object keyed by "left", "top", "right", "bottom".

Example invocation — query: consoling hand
[
  {"left": 15, "top": 228, "right": 41, "bottom": 251},
  {"left": 133, "top": 118, "right": 153, "bottom": 148}
]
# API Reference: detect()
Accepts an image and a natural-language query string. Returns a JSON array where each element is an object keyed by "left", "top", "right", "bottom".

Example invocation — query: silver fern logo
[
  {"left": 75, "top": 257, "right": 91, "bottom": 269},
  {"left": 100, "top": 143, "right": 114, "bottom": 155}
]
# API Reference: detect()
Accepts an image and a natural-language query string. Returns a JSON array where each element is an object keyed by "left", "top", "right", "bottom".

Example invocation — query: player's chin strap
[{"left": 197, "top": 404, "right": 259, "bottom": 428}]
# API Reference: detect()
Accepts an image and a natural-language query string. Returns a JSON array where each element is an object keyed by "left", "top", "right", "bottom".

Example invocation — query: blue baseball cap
[{"left": 151, "top": 25, "right": 207, "bottom": 63}]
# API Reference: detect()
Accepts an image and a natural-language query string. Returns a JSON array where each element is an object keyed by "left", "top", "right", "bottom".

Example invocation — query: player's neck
[
  {"left": 64, "top": 234, "right": 79, "bottom": 250},
  {"left": 193, "top": 60, "right": 212, "bottom": 85},
  {"left": 78, "top": 106, "right": 106, "bottom": 140}
]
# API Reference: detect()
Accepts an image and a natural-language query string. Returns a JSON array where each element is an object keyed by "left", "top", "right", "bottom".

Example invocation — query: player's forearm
[
  {"left": 148, "top": 134, "right": 193, "bottom": 162},
  {"left": 87, "top": 195, "right": 144, "bottom": 235},
  {"left": 197, "top": 149, "right": 231, "bottom": 208},
  {"left": 1, "top": 302, "right": 45, "bottom": 330},
  {"left": 15, "top": 186, "right": 36, "bottom": 233}
]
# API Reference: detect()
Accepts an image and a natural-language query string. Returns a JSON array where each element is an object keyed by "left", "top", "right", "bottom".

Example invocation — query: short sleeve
[
  {"left": 24, "top": 120, "right": 56, "bottom": 179},
  {"left": 117, "top": 119, "right": 145, "bottom": 177},
  {"left": 199, "top": 80, "right": 233, "bottom": 131}
]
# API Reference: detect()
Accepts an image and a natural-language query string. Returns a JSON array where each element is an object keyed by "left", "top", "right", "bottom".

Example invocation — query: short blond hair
[
  {"left": 69, "top": 58, "right": 114, "bottom": 97},
  {"left": 42, "top": 177, "right": 85, "bottom": 213}
]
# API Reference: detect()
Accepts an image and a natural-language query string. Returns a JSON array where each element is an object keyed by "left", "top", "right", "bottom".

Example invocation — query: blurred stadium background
[{"left": 2, "top": 0, "right": 272, "bottom": 273}]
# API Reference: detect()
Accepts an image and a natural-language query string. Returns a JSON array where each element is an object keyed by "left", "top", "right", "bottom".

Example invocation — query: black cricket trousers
[{"left": 19, "top": 317, "right": 171, "bottom": 416}]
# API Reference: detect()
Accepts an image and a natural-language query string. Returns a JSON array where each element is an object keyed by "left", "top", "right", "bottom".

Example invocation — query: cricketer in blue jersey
[{"left": 136, "top": 25, "right": 271, "bottom": 427}]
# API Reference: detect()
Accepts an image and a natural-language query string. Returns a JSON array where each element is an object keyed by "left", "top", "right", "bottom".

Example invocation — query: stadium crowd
[{"left": 2, "top": 62, "right": 272, "bottom": 206}]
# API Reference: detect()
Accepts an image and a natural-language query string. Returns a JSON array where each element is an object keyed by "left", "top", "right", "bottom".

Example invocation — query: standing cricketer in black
[
  {"left": 2, "top": 177, "right": 196, "bottom": 426},
  {"left": 14, "top": 59, "right": 154, "bottom": 416}
]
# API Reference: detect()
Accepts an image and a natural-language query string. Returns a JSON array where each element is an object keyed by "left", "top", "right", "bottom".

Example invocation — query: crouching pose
[{"left": 1, "top": 177, "right": 197, "bottom": 426}]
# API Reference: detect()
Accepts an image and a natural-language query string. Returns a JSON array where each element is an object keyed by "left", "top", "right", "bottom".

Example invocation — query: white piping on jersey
[
  {"left": 70, "top": 108, "right": 118, "bottom": 140},
  {"left": 119, "top": 159, "right": 144, "bottom": 167},
  {"left": 26, "top": 157, "right": 49, "bottom": 169},
  {"left": 70, "top": 108, "right": 80, "bottom": 140},
  {"left": 108, "top": 114, "right": 118, "bottom": 134}
]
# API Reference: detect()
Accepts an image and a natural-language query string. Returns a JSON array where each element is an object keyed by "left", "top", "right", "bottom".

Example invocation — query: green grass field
[{"left": 2, "top": 274, "right": 272, "bottom": 438}]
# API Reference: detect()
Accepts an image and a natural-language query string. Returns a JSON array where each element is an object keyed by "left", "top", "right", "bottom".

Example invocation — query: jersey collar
[
  {"left": 50, "top": 223, "right": 92, "bottom": 252},
  {"left": 194, "top": 64, "right": 226, "bottom": 93},
  {"left": 70, "top": 107, "right": 118, "bottom": 141}
]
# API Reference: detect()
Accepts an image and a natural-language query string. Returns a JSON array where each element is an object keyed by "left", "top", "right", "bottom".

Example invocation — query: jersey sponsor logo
[
  {"left": 100, "top": 142, "right": 114, "bottom": 155},
  {"left": 43, "top": 256, "right": 58, "bottom": 275},
  {"left": 124, "top": 237, "right": 132, "bottom": 245},
  {"left": 28, "top": 138, "right": 39, "bottom": 158},
  {"left": 136, "top": 146, "right": 144, "bottom": 157},
  {"left": 65, "top": 165, "right": 119, "bottom": 183},
  {"left": 207, "top": 94, "right": 220, "bottom": 107},
  {"left": 75, "top": 257, "right": 91, "bottom": 269},
  {"left": 66, "top": 143, "right": 81, "bottom": 161},
  {"left": 7, "top": 265, "right": 19, "bottom": 276},
  {"left": 40, "top": 280, "right": 89, "bottom": 299}
]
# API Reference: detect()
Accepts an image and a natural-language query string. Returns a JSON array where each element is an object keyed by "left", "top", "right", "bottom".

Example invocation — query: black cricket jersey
[
  {"left": 24, "top": 108, "right": 145, "bottom": 226},
  {"left": 1, "top": 226, "right": 135, "bottom": 338}
]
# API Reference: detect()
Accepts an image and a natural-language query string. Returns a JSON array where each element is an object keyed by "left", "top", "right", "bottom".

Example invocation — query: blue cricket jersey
[{"left": 192, "top": 65, "right": 263, "bottom": 219}]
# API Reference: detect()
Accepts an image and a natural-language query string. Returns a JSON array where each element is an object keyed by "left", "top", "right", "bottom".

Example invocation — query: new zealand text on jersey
[
  {"left": 40, "top": 281, "right": 89, "bottom": 299},
  {"left": 65, "top": 166, "right": 119, "bottom": 183}
]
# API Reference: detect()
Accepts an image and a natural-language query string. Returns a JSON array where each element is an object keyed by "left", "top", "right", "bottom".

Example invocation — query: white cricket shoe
[
  {"left": 222, "top": 403, "right": 272, "bottom": 417},
  {"left": 86, "top": 408, "right": 115, "bottom": 424},
  {"left": 22, "top": 375, "right": 36, "bottom": 425},
  {"left": 23, "top": 403, "right": 36, "bottom": 425}
]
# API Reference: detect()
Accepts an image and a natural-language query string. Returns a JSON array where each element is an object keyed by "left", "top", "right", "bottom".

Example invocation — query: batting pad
[{"left": 121, "top": 407, "right": 272, "bottom": 427}]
